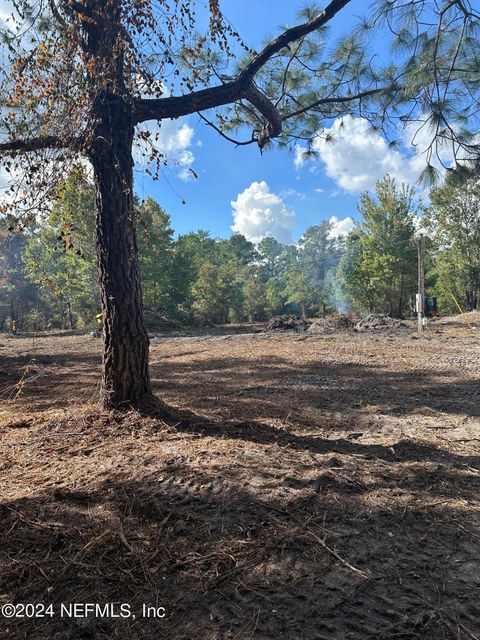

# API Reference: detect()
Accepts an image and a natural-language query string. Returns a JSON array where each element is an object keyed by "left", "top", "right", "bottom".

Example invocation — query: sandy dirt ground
[{"left": 0, "top": 316, "right": 479, "bottom": 639}]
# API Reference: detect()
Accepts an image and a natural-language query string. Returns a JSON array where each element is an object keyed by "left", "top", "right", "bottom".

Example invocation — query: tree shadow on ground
[
  {"left": 3, "top": 334, "right": 479, "bottom": 420},
  {"left": 145, "top": 401, "right": 480, "bottom": 470},
  {"left": 0, "top": 350, "right": 102, "bottom": 410},
  {"left": 1, "top": 442, "right": 479, "bottom": 640},
  {"left": 151, "top": 352, "right": 480, "bottom": 419}
]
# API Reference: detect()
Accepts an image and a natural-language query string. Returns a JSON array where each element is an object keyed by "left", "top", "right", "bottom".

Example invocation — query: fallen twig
[{"left": 306, "top": 529, "right": 371, "bottom": 579}]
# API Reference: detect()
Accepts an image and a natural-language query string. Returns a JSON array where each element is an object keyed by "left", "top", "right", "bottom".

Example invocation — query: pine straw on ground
[{"left": 1, "top": 322, "right": 480, "bottom": 639}]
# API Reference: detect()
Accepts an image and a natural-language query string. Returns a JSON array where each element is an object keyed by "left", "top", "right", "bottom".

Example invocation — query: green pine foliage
[
  {"left": 423, "top": 174, "right": 480, "bottom": 312},
  {"left": 4, "top": 165, "right": 480, "bottom": 332},
  {"left": 0, "top": 214, "right": 40, "bottom": 331},
  {"left": 337, "top": 175, "right": 417, "bottom": 317},
  {"left": 23, "top": 165, "right": 99, "bottom": 329}
]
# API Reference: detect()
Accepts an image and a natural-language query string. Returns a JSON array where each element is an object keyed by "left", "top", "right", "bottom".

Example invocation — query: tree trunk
[
  {"left": 466, "top": 290, "right": 472, "bottom": 311},
  {"left": 397, "top": 274, "right": 404, "bottom": 318},
  {"left": 89, "top": 92, "right": 151, "bottom": 408},
  {"left": 67, "top": 301, "right": 74, "bottom": 330},
  {"left": 10, "top": 298, "right": 17, "bottom": 327},
  {"left": 387, "top": 277, "right": 394, "bottom": 317}
]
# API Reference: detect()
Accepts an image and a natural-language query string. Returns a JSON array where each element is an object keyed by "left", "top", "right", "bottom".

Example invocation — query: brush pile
[
  {"left": 308, "top": 315, "right": 354, "bottom": 334},
  {"left": 263, "top": 315, "right": 309, "bottom": 332},
  {"left": 355, "top": 314, "right": 407, "bottom": 332},
  {"left": 144, "top": 311, "right": 183, "bottom": 331}
]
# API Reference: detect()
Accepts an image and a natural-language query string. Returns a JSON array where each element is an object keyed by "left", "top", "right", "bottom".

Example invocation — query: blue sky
[
  {"left": 0, "top": 0, "right": 440, "bottom": 241},
  {"left": 135, "top": 1, "right": 371, "bottom": 242},
  {"left": 132, "top": 0, "right": 444, "bottom": 244}
]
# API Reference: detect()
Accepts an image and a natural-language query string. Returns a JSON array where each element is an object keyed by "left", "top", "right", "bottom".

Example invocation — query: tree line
[
  {"left": 2, "top": 169, "right": 479, "bottom": 333},
  {"left": 2, "top": 0, "right": 477, "bottom": 406}
]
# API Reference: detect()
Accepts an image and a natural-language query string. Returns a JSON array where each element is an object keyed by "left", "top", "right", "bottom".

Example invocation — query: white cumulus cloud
[
  {"left": 0, "top": 0, "right": 13, "bottom": 23},
  {"left": 279, "top": 187, "right": 306, "bottom": 201},
  {"left": 0, "top": 165, "right": 8, "bottom": 190},
  {"left": 134, "top": 119, "right": 197, "bottom": 182},
  {"left": 231, "top": 181, "right": 295, "bottom": 244},
  {"left": 0, "top": 0, "right": 25, "bottom": 33},
  {"left": 294, "top": 144, "right": 306, "bottom": 169},
  {"left": 328, "top": 215, "right": 355, "bottom": 239},
  {"left": 295, "top": 115, "right": 453, "bottom": 193}
]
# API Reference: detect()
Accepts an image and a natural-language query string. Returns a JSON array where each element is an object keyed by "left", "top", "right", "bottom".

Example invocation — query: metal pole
[{"left": 417, "top": 234, "right": 425, "bottom": 332}]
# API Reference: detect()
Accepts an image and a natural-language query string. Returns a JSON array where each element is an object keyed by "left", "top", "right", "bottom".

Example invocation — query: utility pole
[{"left": 415, "top": 232, "right": 426, "bottom": 332}]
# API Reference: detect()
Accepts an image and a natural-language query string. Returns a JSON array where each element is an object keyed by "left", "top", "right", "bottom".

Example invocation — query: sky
[
  {"left": 133, "top": 0, "right": 441, "bottom": 244},
  {"left": 0, "top": 0, "right": 448, "bottom": 243}
]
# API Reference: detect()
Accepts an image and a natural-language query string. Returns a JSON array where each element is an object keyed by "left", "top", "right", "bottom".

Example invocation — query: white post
[{"left": 415, "top": 232, "right": 427, "bottom": 333}]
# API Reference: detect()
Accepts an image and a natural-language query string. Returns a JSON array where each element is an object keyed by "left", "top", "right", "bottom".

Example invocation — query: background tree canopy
[
  {"left": 0, "top": 0, "right": 479, "bottom": 407},
  {"left": 3, "top": 168, "right": 480, "bottom": 334}
]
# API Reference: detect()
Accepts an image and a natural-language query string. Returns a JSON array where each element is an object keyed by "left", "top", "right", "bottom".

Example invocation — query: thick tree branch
[
  {"left": 133, "top": 81, "right": 242, "bottom": 123},
  {"left": 237, "top": 0, "right": 352, "bottom": 85},
  {"left": 0, "top": 0, "right": 364, "bottom": 156},
  {"left": 64, "top": 0, "right": 94, "bottom": 18},
  {"left": 0, "top": 135, "right": 74, "bottom": 154},
  {"left": 244, "top": 85, "right": 282, "bottom": 148},
  {"left": 133, "top": 0, "right": 354, "bottom": 146}
]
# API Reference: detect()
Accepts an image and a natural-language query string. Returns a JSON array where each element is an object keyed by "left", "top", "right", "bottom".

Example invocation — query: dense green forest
[{"left": 1, "top": 167, "right": 479, "bottom": 332}]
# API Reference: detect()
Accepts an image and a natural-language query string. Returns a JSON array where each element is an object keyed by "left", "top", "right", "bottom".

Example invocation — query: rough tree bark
[
  {"left": 0, "top": 0, "right": 380, "bottom": 410},
  {"left": 78, "top": 0, "right": 153, "bottom": 408},
  {"left": 88, "top": 92, "right": 151, "bottom": 407}
]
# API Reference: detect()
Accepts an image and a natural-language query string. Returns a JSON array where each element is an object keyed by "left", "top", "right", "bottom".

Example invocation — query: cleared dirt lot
[{"left": 0, "top": 317, "right": 479, "bottom": 639}]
